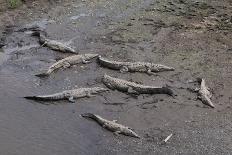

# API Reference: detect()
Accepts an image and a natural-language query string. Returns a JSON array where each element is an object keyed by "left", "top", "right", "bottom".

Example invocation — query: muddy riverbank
[{"left": 0, "top": 0, "right": 232, "bottom": 154}]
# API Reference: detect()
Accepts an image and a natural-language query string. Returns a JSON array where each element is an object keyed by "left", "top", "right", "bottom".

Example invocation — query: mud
[{"left": 0, "top": 0, "right": 232, "bottom": 154}]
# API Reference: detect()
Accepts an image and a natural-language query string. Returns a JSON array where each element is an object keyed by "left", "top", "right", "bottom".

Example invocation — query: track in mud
[{"left": 0, "top": 0, "right": 232, "bottom": 154}]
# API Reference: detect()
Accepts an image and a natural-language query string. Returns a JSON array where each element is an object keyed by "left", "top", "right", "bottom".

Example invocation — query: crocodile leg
[
  {"left": 86, "top": 91, "right": 96, "bottom": 98},
  {"left": 146, "top": 68, "right": 158, "bottom": 76},
  {"left": 120, "top": 66, "right": 129, "bottom": 73},
  {"left": 102, "top": 124, "right": 106, "bottom": 128},
  {"left": 114, "top": 131, "right": 121, "bottom": 136},
  {"left": 104, "top": 83, "right": 115, "bottom": 90},
  {"left": 63, "top": 62, "right": 71, "bottom": 68},
  {"left": 128, "top": 87, "right": 139, "bottom": 94},
  {"left": 68, "top": 96, "right": 75, "bottom": 102},
  {"left": 41, "top": 41, "right": 47, "bottom": 47},
  {"left": 82, "top": 58, "right": 91, "bottom": 64}
]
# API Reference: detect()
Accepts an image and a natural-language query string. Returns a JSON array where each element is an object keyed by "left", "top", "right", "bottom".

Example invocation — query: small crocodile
[
  {"left": 98, "top": 56, "right": 174, "bottom": 75},
  {"left": 81, "top": 113, "right": 140, "bottom": 138},
  {"left": 24, "top": 87, "right": 109, "bottom": 102},
  {"left": 102, "top": 74, "right": 173, "bottom": 96},
  {"left": 197, "top": 78, "right": 215, "bottom": 108},
  {"left": 35, "top": 54, "right": 99, "bottom": 76},
  {"left": 32, "top": 31, "right": 77, "bottom": 53},
  {"left": 15, "top": 25, "right": 45, "bottom": 33}
]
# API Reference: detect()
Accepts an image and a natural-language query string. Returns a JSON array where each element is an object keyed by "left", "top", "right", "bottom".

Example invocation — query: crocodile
[
  {"left": 24, "top": 87, "right": 109, "bottom": 102},
  {"left": 32, "top": 31, "right": 77, "bottom": 53},
  {"left": 98, "top": 56, "right": 174, "bottom": 75},
  {"left": 35, "top": 54, "right": 99, "bottom": 76},
  {"left": 15, "top": 25, "right": 45, "bottom": 33},
  {"left": 81, "top": 113, "right": 140, "bottom": 138},
  {"left": 197, "top": 78, "right": 215, "bottom": 108},
  {"left": 102, "top": 74, "right": 173, "bottom": 96}
]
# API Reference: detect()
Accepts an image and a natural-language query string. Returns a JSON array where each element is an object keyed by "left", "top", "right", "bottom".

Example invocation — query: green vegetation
[{"left": 7, "top": 0, "right": 22, "bottom": 9}]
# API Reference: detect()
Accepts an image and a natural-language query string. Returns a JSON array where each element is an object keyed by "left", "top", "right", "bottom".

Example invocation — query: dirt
[{"left": 0, "top": 0, "right": 232, "bottom": 154}]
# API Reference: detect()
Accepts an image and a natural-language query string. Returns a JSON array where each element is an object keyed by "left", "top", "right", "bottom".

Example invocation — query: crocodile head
[
  {"left": 124, "top": 127, "right": 140, "bottom": 138},
  {"left": 158, "top": 64, "right": 175, "bottom": 71},
  {"left": 150, "top": 64, "right": 174, "bottom": 72},
  {"left": 92, "top": 87, "right": 109, "bottom": 93}
]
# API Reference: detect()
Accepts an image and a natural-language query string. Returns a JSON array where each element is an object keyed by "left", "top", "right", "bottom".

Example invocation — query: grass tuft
[{"left": 7, "top": 0, "right": 22, "bottom": 9}]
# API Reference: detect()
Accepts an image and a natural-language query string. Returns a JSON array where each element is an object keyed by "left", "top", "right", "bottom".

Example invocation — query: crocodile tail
[
  {"left": 24, "top": 96, "right": 52, "bottom": 101},
  {"left": 31, "top": 31, "right": 41, "bottom": 37},
  {"left": 24, "top": 96, "right": 40, "bottom": 100},
  {"left": 35, "top": 72, "right": 49, "bottom": 77},
  {"left": 31, "top": 31, "right": 47, "bottom": 43},
  {"left": 81, "top": 113, "right": 96, "bottom": 119}
]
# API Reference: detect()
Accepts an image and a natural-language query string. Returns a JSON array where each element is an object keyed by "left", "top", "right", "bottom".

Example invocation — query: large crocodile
[
  {"left": 98, "top": 56, "right": 174, "bottom": 75},
  {"left": 35, "top": 54, "right": 99, "bottom": 76},
  {"left": 102, "top": 74, "right": 173, "bottom": 96},
  {"left": 81, "top": 113, "right": 140, "bottom": 138},
  {"left": 32, "top": 31, "right": 77, "bottom": 53},
  {"left": 24, "top": 87, "right": 109, "bottom": 102},
  {"left": 197, "top": 78, "right": 215, "bottom": 108}
]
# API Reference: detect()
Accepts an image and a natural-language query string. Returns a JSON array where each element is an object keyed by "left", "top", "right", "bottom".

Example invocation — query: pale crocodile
[
  {"left": 102, "top": 74, "right": 173, "bottom": 96},
  {"left": 35, "top": 54, "right": 99, "bottom": 76},
  {"left": 32, "top": 31, "right": 77, "bottom": 53},
  {"left": 81, "top": 113, "right": 140, "bottom": 138},
  {"left": 24, "top": 87, "right": 109, "bottom": 102},
  {"left": 98, "top": 56, "right": 174, "bottom": 75},
  {"left": 197, "top": 78, "right": 215, "bottom": 108}
]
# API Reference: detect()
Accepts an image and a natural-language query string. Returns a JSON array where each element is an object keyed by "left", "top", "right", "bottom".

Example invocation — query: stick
[{"left": 163, "top": 133, "right": 173, "bottom": 143}]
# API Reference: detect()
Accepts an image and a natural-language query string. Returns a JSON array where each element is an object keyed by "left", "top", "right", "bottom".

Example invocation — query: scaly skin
[
  {"left": 98, "top": 56, "right": 174, "bottom": 75},
  {"left": 81, "top": 113, "right": 140, "bottom": 138},
  {"left": 102, "top": 74, "right": 173, "bottom": 96},
  {"left": 32, "top": 31, "right": 77, "bottom": 53},
  {"left": 24, "top": 87, "right": 109, "bottom": 102},
  {"left": 198, "top": 78, "right": 215, "bottom": 108},
  {"left": 36, "top": 54, "right": 99, "bottom": 76}
]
